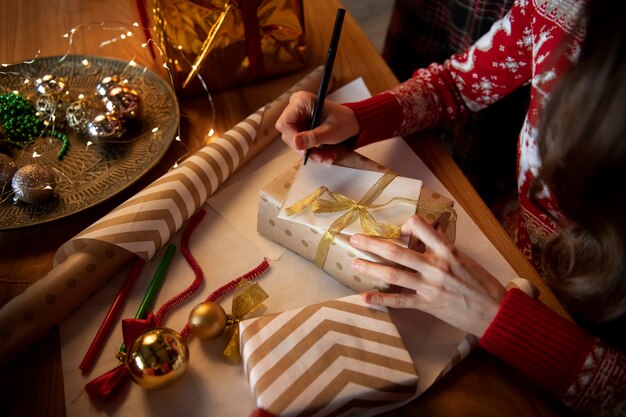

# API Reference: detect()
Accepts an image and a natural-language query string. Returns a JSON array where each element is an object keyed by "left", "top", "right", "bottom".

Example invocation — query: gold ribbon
[
  {"left": 223, "top": 282, "right": 268, "bottom": 362},
  {"left": 285, "top": 171, "right": 420, "bottom": 268},
  {"left": 181, "top": 2, "right": 233, "bottom": 89}
]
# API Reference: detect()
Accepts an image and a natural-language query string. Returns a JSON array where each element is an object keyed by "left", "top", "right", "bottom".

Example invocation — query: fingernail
[
  {"left": 294, "top": 134, "right": 306, "bottom": 150},
  {"left": 351, "top": 259, "right": 362, "bottom": 271},
  {"left": 363, "top": 293, "right": 381, "bottom": 305},
  {"left": 303, "top": 131, "right": 316, "bottom": 149},
  {"left": 350, "top": 234, "right": 361, "bottom": 245}
]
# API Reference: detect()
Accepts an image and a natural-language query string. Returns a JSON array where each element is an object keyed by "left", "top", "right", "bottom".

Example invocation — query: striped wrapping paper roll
[
  {"left": 56, "top": 65, "right": 324, "bottom": 263},
  {"left": 0, "top": 66, "right": 324, "bottom": 363},
  {"left": 240, "top": 295, "right": 419, "bottom": 417}
]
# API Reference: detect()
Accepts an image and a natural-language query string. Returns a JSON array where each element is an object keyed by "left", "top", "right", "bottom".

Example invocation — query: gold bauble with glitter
[
  {"left": 125, "top": 327, "right": 189, "bottom": 390},
  {"left": 188, "top": 301, "right": 230, "bottom": 340}
]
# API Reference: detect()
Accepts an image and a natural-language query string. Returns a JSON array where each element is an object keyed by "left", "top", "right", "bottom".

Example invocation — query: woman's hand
[
  {"left": 275, "top": 91, "right": 360, "bottom": 163},
  {"left": 349, "top": 215, "right": 506, "bottom": 337}
]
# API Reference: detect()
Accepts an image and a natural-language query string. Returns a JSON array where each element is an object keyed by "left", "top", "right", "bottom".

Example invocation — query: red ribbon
[
  {"left": 240, "top": 0, "right": 265, "bottom": 80},
  {"left": 85, "top": 314, "right": 156, "bottom": 402}
]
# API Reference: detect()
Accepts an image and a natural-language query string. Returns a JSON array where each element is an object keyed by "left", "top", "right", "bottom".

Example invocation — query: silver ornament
[
  {"left": 96, "top": 75, "right": 125, "bottom": 97},
  {"left": 11, "top": 162, "right": 56, "bottom": 204},
  {"left": 36, "top": 91, "right": 70, "bottom": 125},
  {"left": 34, "top": 74, "right": 67, "bottom": 95},
  {"left": 87, "top": 113, "right": 125, "bottom": 144},
  {"left": 66, "top": 98, "right": 97, "bottom": 134},
  {"left": 102, "top": 85, "right": 142, "bottom": 121}
]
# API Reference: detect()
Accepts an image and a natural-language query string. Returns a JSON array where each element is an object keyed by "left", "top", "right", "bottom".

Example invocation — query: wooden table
[{"left": 0, "top": 1, "right": 574, "bottom": 416}]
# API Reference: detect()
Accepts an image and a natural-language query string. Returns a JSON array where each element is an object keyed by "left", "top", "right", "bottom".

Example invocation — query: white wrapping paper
[{"left": 57, "top": 79, "right": 520, "bottom": 417}]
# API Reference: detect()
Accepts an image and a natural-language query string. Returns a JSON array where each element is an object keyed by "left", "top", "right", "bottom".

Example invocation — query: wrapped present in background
[
  {"left": 257, "top": 149, "right": 456, "bottom": 293},
  {"left": 150, "top": 0, "right": 306, "bottom": 95},
  {"left": 240, "top": 294, "right": 420, "bottom": 417}
]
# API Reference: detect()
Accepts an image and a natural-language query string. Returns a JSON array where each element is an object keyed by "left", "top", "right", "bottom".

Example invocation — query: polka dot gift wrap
[{"left": 257, "top": 149, "right": 456, "bottom": 294}]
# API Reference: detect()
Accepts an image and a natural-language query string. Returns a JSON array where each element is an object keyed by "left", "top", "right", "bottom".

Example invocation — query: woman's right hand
[{"left": 275, "top": 91, "right": 360, "bottom": 163}]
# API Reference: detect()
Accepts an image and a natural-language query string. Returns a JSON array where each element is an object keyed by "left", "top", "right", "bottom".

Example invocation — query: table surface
[{"left": 0, "top": 0, "right": 574, "bottom": 416}]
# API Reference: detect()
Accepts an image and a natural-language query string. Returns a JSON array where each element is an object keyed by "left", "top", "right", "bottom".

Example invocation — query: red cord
[
  {"left": 154, "top": 208, "right": 207, "bottom": 326},
  {"left": 151, "top": 206, "right": 271, "bottom": 337}
]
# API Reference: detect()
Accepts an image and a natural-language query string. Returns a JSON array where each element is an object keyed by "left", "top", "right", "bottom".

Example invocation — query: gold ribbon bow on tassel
[
  {"left": 284, "top": 171, "right": 419, "bottom": 268},
  {"left": 222, "top": 282, "right": 268, "bottom": 362}
]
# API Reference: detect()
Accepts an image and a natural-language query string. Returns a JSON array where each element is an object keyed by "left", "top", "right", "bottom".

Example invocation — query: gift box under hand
[{"left": 257, "top": 149, "right": 456, "bottom": 293}]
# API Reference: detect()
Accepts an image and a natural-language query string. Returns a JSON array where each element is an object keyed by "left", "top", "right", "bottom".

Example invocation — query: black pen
[{"left": 303, "top": 7, "right": 346, "bottom": 165}]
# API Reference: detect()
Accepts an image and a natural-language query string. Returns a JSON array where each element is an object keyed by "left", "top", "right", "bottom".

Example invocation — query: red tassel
[
  {"left": 85, "top": 364, "right": 130, "bottom": 402},
  {"left": 85, "top": 314, "right": 156, "bottom": 403}
]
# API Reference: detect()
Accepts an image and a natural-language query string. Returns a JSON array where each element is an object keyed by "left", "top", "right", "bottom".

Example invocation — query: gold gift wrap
[
  {"left": 151, "top": 0, "right": 306, "bottom": 95},
  {"left": 257, "top": 149, "right": 456, "bottom": 293},
  {"left": 239, "top": 294, "right": 420, "bottom": 416}
]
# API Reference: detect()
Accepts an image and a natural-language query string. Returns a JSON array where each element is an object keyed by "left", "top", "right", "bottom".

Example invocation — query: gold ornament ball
[
  {"left": 188, "top": 301, "right": 228, "bottom": 340},
  {"left": 125, "top": 327, "right": 189, "bottom": 390}
]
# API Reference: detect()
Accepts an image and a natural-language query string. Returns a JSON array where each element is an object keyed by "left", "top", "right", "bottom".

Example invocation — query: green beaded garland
[{"left": 0, "top": 91, "right": 68, "bottom": 160}]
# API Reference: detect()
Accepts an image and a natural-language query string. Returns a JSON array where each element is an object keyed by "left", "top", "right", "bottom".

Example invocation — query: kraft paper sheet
[{"left": 55, "top": 78, "right": 519, "bottom": 417}]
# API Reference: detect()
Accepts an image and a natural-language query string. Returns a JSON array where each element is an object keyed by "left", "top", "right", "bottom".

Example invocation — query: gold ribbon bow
[
  {"left": 223, "top": 281, "right": 268, "bottom": 361},
  {"left": 284, "top": 171, "right": 418, "bottom": 268}
]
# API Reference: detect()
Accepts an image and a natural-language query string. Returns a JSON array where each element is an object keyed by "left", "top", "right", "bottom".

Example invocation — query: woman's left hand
[{"left": 349, "top": 215, "right": 507, "bottom": 337}]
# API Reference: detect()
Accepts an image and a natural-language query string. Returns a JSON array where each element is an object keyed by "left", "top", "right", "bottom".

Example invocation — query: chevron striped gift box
[{"left": 240, "top": 295, "right": 419, "bottom": 417}]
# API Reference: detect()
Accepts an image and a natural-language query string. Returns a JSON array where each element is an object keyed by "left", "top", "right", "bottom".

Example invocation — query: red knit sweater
[
  {"left": 346, "top": 0, "right": 582, "bottom": 273},
  {"left": 482, "top": 289, "right": 625, "bottom": 415},
  {"left": 344, "top": 0, "right": 626, "bottom": 415}
]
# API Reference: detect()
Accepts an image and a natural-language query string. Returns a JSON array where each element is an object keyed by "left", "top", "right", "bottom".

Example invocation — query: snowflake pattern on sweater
[
  {"left": 345, "top": 1, "right": 626, "bottom": 415},
  {"left": 348, "top": 0, "right": 584, "bottom": 272}
]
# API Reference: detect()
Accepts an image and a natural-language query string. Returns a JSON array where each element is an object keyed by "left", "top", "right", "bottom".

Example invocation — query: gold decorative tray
[{"left": 0, "top": 55, "right": 179, "bottom": 229}]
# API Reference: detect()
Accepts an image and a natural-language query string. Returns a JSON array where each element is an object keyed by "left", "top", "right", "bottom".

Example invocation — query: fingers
[
  {"left": 275, "top": 91, "right": 360, "bottom": 154},
  {"left": 352, "top": 256, "right": 419, "bottom": 291},
  {"left": 350, "top": 233, "right": 420, "bottom": 272},
  {"left": 363, "top": 292, "right": 408, "bottom": 308},
  {"left": 349, "top": 218, "right": 456, "bottom": 290},
  {"left": 275, "top": 91, "right": 316, "bottom": 152},
  {"left": 401, "top": 215, "right": 456, "bottom": 257},
  {"left": 363, "top": 291, "right": 421, "bottom": 309},
  {"left": 307, "top": 147, "right": 338, "bottom": 164},
  {"left": 352, "top": 215, "right": 507, "bottom": 337}
]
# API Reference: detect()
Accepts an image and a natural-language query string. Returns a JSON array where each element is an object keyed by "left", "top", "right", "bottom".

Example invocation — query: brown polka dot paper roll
[{"left": 0, "top": 66, "right": 325, "bottom": 364}]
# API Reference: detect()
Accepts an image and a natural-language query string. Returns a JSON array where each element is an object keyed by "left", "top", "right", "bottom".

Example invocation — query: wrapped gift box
[
  {"left": 257, "top": 148, "right": 456, "bottom": 293},
  {"left": 149, "top": 0, "right": 306, "bottom": 95},
  {"left": 240, "top": 294, "right": 420, "bottom": 417}
]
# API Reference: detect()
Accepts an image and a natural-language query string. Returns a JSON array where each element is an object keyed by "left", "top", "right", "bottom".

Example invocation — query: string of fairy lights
[{"left": 0, "top": 20, "right": 216, "bottom": 205}]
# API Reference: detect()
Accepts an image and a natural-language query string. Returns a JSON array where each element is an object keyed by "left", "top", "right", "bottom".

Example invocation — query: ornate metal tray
[{"left": 0, "top": 55, "right": 179, "bottom": 229}]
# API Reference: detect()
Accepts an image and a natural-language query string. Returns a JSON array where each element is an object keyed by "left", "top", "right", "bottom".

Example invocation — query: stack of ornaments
[{"left": 0, "top": 73, "right": 142, "bottom": 204}]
